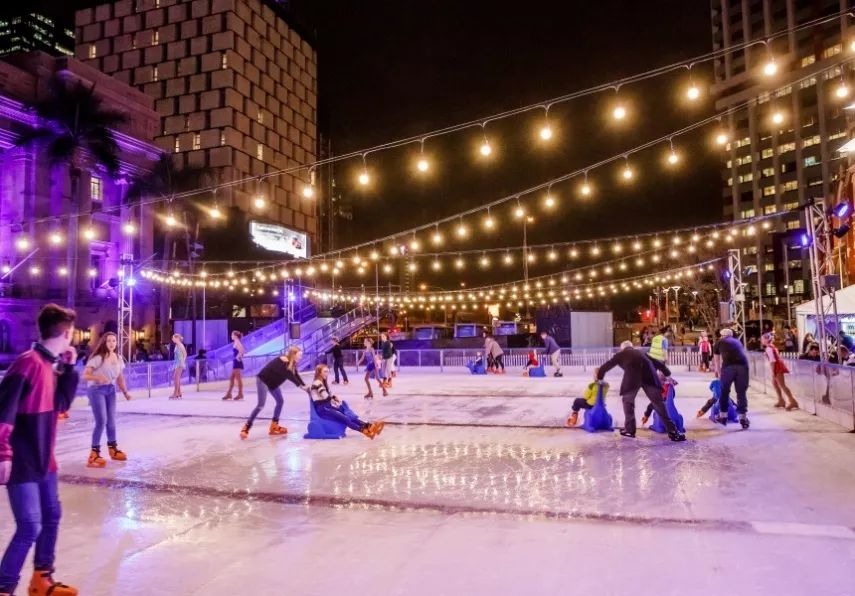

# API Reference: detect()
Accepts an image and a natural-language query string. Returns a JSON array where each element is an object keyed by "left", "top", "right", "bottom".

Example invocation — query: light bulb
[
  {"left": 123, "top": 222, "right": 136, "bottom": 235},
  {"left": 479, "top": 140, "right": 492, "bottom": 156},
  {"left": 763, "top": 59, "right": 778, "bottom": 77},
  {"left": 548, "top": 250, "right": 557, "bottom": 261},
  {"left": 455, "top": 258, "right": 464, "bottom": 269},
  {"left": 479, "top": 256, "right": 490, "bottom": 268},
  {"left": 836, "top": 83, "right": 850, "bottom": 98},
  {"left": 83, "top": 227, "right": 95, "bottom": 240},
  {"left": 432, "top": 260, "right": 441, "bottom": 271},
  {"left": 87, "top": 268, "right": 97, "bottom": 278},
  {"left": 58, "top": 266, "right": 68, "bottom": 276},
  {"left": 302, "top": 184, "right": 315, "bottom": 198},
  {"left": 254, "top": 196, "right": 266, "bottom": 209},
  {"left": 539, "top": 125, "right": 553, "bottom": 140},
  {"left": 432, "top": 232, "right": 443, "bottom": 245},
  {"left": 715, "top": 131, "right": 729, "bottom": 146},
  {"left": 358, "top": 171, "right": 370, "bottom": 186},
  {"left": 165, "top": 213, "right": 177, "bottom": 227},
  {"left": 580, "top": 182, "right": 592, "bottom": 196},
  {"left": 417, "top": 158, "right": 429, "bottom": 172},
  {"left": 613, "top": 105, "right": 627, "bottom": 120},
  {"left": 209, "top": 205, "right": 222, "bottom": 219},
  {"left": 0, "top": 264, "right": 9, "bottom": 274},
  {"left": 544, "top": 194, "right": 556, "bottom": 208},
  {"left": 49, "top": 232, "right": 62, "bottom": 245},
  {"left": 686, "top": 84, "right": 700, "bottom": 100},
  {"left": 622, "top": 165, "right": 634, "bottom": 180},
  {"left": 514, "top": 206, "right": 525, "bottom": 219},
  {"left": 667, "top": 151, "right": 679, "bottom": 165},
  {"left": 850, "top": 39, "right": 855, "bottom": 53},
  {"left": 771, "top": 111, "right": 784, "bottom": 125},
  {"left": 456, "top": 224, "right": 468, "bottom": 238},
  {"left": 484, "top": 216, "right": 495, "bottom": 229},
  {"left": 503, "top": 254, "right": 513, "bottom": 264},
  {"left": 30, "top": 266, "right": 40, "bottom": 276}
]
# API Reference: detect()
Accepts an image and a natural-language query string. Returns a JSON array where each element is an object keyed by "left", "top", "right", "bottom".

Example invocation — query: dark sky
[{"left": 25, "top": 1, "right": 724, "bottom": 295}]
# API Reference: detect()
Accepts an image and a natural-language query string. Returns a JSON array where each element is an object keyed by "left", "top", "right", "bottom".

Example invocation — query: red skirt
[{"left": 773, "top": 360, "right": 789, "bottom": 375}]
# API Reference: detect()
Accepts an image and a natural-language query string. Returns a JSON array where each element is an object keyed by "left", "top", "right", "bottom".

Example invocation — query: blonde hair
[
  {"left": 172, "top": 333, "right": 183, "bottom": 342},
  {"left": 283, "top": 346, "right": 302, "bottom": 371},
  {"left": 313, "top": 364, "right": 328, "bottom": 381}
]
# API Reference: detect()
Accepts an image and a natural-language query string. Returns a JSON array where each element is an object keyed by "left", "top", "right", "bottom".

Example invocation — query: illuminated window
[
  {"left": 90, "top": 176, "right": 103, "bottom": 202},
  {"left": 799, "top": 77, "right": 816, "bottom": 90},
  {"left": 726, "top": 160, "right": 733, "bottom": 168},
  {"left": 220, "top": 130, "right": 226, "bottom": 146},
  {"left": 174, "top": 137, "right": 180, "bottom": 153},
  {"left": 256, "top": 144, "right": 264, "bottom": 160},
  {"left": 763, "top": 205, "right": 777, "bottom": 214},
  {"left": 783, "top": 201, "right": 799, "bottom": 210},
  {"left": 152, "top": 30, "right": 159, "bottom": 46},
  {"left": 800, "top": 55, "right": 816, "bottom": 67},
  {"left": 829, "top": 130, "right": 847, "bottom": 140},
  {"left": 786, "top": 219, "right": 800, "bottom": 230},
  {"left": 88, "top": 44, "right": 96, "bottom": 59},
  {"left": 804, "top": 156, "right": 818, "bottom": 167},
  {"left": 779, "top": 142, "right": 796, "bottom": 153},
  {"left": 822, "top": 44, "right": 842, "bottom": 59},
  {"left": 192, "top": 133, "right": 201, "bottom": 150},
  {"left": 763, "top": 185, "right": 775, "bottom": 197},
  {"left": 152, "top": 66, "right": 158, "bottom": 81},
  {"left": 761, "top": 148, "right": 774, "bottom": 158},
  {"left": 257, "top": 111, "right": 264, "bottom": 125},
  {"left": 803, "top": 135, "right": 821, "bottom": 148},
  {"left": 221, "top": 52, "right": 228, "bottom": 69},
  {"left": 738, "top": 173, "right": 753, "bottom": 183},
  {"left": 794, "top": 280, "right": 805, "bottom": 294},
  {"left": 782, "top": 180, "right": 798, "bottom": 192},
  {"left": 740, "top": 208, "right": 755, "bottom": 218},
  {"left": 761, "top": 167, "right": 775, "bottom": 177}
]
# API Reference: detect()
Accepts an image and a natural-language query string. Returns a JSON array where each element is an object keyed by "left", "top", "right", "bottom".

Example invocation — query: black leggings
[{"left": 493, "top": 355, "right": 504, "bottom": 371}]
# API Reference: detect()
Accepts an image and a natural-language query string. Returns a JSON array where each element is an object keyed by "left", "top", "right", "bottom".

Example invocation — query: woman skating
[
  {"left": 240, "top": 346, "right": 304, "bottom": 439},
  {"left": 82, "top": 332, "right": 132, "bottom": 468},
  {"left": 169, "top": 333, "right": 187, "bottom": 400},
  {"left": 309, "top": 364, "right": 385, "bottom": 439},
  {"left": 761, "top": 333, "right": 799, "bottom": 410},
  {"left": 222, "top": 331, "right": 245, "bottom": 401},
  {"left": 356, "top": 337, "right": 386, "bottom": 399}
]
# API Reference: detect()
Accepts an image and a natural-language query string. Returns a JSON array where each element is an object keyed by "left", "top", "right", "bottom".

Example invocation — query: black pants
[
  {"left": 493, "top": 355, "right": 504, "bottom": 371},
  {"left": 622, "top": 384, "right": 676, "bottom": 435},
  {"left": 333, "top": 357, "right": 348, "bottom": 383},
  {"left": 719, "top": 364, "right": 749, "bottom": 415},
  {"left": 571, "top": 398, "right": 593, "bottom": 412}
]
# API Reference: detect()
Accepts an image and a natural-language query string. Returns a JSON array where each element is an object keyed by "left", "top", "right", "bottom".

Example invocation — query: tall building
[
  {"left": 0, "top": 13, "right": 75, "bottom": 58},
  {"left": 74, "top": 0, "right": 319, "bottom": 253},
  {"left": 711, "top": 0, "right": 851, "bottom": 320},
  {"left": 0, "top": 52, "right": 160, "bottom": 361}
]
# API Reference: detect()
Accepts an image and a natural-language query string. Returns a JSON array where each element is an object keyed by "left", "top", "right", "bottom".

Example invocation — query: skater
[
  {"left": 379, "top": 333, "right": 395, "bottom": 388},
  {"left": 596, "top": 341, "right": 686, "bottom": 441},
  {"left": 326, "top": 337, "right": 349, "bottom": 385},
  {"left": 713, "top": 328, "right": 750, "bottom": 428},
  {"left": 522, "top": 350, "right": 539, "bottom": 376},
  {"left": 483, "top": 333, "right": 496, "bottom": 372},
  {"left": 698, "top": 331, "right": 712, "bottom": 372},
  {"left": 488, "top": 334, "right": 505, "bottom": 374},
  {"left": 565, "top": 368, "right": 608, "bottom": 426},
  {"left": 356, "top": 338, "right": 386, "bottom": 398},
  {"left": 222, "top": 331, "right": 245, "bottom": 401},
  {"left": 648, "top": 327, "right": 668, "bottom": 363},
  {"left": 0, "top": 304, "right": 79, "bottom": 596},
  {"left": 309, "top": 365, "right": 385, "bottom": 439},
  {"left": 540, "top": 331, "right": 563, "bottom": 377},
  {"left": 240, "top": 346, "right": 304, "bottom": 439},
  {"left": 82, "top": 332, "right": 132, "bottom": 468},
  {"left": 761, "top": 333, "right": 799, "bottom": 410},
  {"left": 169, "top": 333, "right": 187, "bottom": 400},
  {"left": 640, "top": 371, "right": 671, "bottom": 425}
]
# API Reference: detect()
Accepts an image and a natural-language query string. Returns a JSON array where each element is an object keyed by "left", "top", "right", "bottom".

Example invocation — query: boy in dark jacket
[{"left": 0, "top": 304, "right": 79, "bottom": 596}]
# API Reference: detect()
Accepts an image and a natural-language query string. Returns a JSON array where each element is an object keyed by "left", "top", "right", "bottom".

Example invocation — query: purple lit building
[{"left": 0, "top": 52, "right": 160, "bottom": 361}]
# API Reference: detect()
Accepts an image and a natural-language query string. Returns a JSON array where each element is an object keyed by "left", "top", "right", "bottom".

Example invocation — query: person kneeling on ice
[
  {"left": 596, "top": 340, "right": 686, "bottom": 442},
  {"left": 566, "top": 368, "right": 608, "bottom": 426},
  {"left": 240, "top": 346, "right": 305, "bottom": 439},
  {"left": 309, "top": 365, "right": 385, "bottom": 439},
  {"left": 522, "top": 350, "right": 539, "bottom": 376}
]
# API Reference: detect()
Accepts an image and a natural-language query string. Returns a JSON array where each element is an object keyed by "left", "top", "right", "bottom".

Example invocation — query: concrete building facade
[
  {"left": 74, "top": 0, "right": 319, "bottom": 249},
  {"left": 711, "top": 0, "right": 852, "bottom": 320}
]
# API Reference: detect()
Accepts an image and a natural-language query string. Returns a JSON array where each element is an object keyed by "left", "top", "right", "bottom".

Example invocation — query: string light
[
  {"left": 483, "top": 210, "right": 495, "bottom": 230},
  {"left": 416, "top": 140, "right": 430, "bottom": 172},
  {"left": 666, "top": 141, "right": 680, "bottom": 165},
  {"left": 622, "top": 156, "right": 634, "bottom": 180},
  {"left": 58, "top": 266, "right": 68, "bottom": 276},
  {"left": 432, "top": 227, "right": 444, "bottom": 246},
  {"left": 479, "top": 125, "right": 492, "bottom": 157},
  {"left": 580, "top": 172, "right": 592, "bottom": 197},
  {"left": 122, "top": 222, "right": 136, "bottom": 235},
  {"left": 835, "top": 78, "right": 850, "bottom": 99},
  {"left": 358, "top": 154, "right": 370, "bottom": 186},
  {"left": 715, "top": 130, "right": 729, "bottom": 146},
  {"left": 165, "top": 211, "right": 177, "bottom": 227},
  {"left": 87, "top": 268, "right": 97, "bottom": 278},
  {"left": 686, "top": 81, "right": 701, "bottom": 101},
  {"left": 543, "top": 188, "right": 556, "bottom": 209},
  {"left": 456, "top": 221, "right": 468, "bottom": 238},
  {"left": 83, "top": 227, "right": 96, "bottom": 241},
  {"left": 514, "top": 203, "right": 526, "bottom": 219},
  {"left": 762, "top": 55, "right": 778, "bottom": 77},
  {"left": 539, "top": 107, "right": 554, "bottom": 141},
  {"left": 771, "top": 109, "right": 785, "bottom": 125},
  {"left": 209, "top": 204, "right": 223, "bottom": 219},
  {"left": 48, "top": 231, "right": 62, "bottom": 246}
]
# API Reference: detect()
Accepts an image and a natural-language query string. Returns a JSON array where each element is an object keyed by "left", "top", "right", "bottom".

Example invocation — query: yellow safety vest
[{"left": 649, "top": 335, "right": 666, "bottom": 361}]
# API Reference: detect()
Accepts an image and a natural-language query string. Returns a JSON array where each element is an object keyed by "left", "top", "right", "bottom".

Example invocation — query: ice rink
[{"left": 2, "top": 367, "right": 855, "bottom": 595}]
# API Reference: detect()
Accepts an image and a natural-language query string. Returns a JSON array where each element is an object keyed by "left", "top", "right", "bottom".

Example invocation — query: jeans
[
  {"left": 247, "top": 378, "right": 284, "bottom": 426},
  {"left": 333, "top": 357, "right": 348, "bottom": 383},
  {"left": 720, "top": 364, "right": 749, "bottom": 415},
  {"left": 571, "top": 398, "right": 592, "bottom": 412},
  {"left": 622, "top": 385, "right": 676, "bottom": 435},
  {"left": 0, "top": 473, "right": 60, "bottom": 592},
  {"left": 314, "top": 400, "right": 367, "bottom": 432},
  {"left": 88, "top": 384, "right": 117, "bottom": 448}
]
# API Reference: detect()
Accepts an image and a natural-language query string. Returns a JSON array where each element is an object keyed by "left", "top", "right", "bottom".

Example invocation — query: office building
[{"left": 0, "top": 12, "right": 75, "bottom": 58}]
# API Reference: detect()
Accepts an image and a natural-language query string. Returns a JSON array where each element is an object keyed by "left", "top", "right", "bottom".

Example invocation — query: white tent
[{"left": 794, "top": 284, "right": 855, "bottom": 345}]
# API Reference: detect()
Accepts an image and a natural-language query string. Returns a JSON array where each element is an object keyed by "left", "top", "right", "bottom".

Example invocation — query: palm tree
[
  {"left": 16, "top": 75, "right": 126, "bottom": 308},
  {"left": 127, "top": 155, "right": 212, "bottom": 348}
]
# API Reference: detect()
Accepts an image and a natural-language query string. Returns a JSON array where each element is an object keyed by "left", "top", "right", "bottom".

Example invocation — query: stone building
[
  {"left": 0, "top": 52, "right": 160, "bottom": 362},
  {"left": 74, "top": 0, "right": 319, "bottom": 250}
]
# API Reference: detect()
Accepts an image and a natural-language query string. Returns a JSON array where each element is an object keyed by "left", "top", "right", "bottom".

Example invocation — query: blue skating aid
[
  {"left": 582, "top": 383, "right": 613, "bottom": 432},
  {"left": 708, "top": 378, "right": 738, "bottom": 422},
  {"left": 528, "top": 363, "right": 546, "bottom": 377},
  {"left": 651, "top": 383, "right": 686, "bottom": 433},
  {"left": 303, "top": 397, "right": 347, "bottom": 439},
  {"left": 466, "top": 361, "right": 487, "bottom": 375}
]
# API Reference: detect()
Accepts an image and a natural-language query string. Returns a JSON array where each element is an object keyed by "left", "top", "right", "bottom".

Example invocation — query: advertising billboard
[{"left": 249, "top": 221, "right": 309, "bottom": 258}]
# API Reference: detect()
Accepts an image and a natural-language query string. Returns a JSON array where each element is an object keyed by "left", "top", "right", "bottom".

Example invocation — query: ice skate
[
  {"left": 619, "top": 429, "right": 636, "bottom": 438},
  {"left": 221, "top": 393, "right": 233, "bottom": 400},
  {"left": 553, "top": 372, "right": 563, "bottom": 378},
  {"left": 364, "top": 393, "right": 374, "bottom": 400},
  {"left": 739, "top": 414, "right": 750, "bottom": 429},
  {"left": 640, "top": 414, "right": 649, "bottom": 425},
  {"left": 717, "top": 413, "right": 729, "bottom": 426},
  {"left": 57, "top": 411, "right": 70, "bottom": 420},
  {"left": 361, "top": 425, "right": 376, "bottom": 439},
  {"left": 234, "top": 393, "right": 244, "bottom": 401},
  {"left": 108, "top": 444, "right": 127, "bottom": 461},
  {"left": 332, "top": 380, "right": 340, "bottom": 384},
  {"left": 343, "top": 380, "right": 349, "bottom": 385},
  {"left": 373, "top": 421, "right": 386, "bottom": 436},
  {"left": 381, "top": 387, "right": 388, "bottom": 397},
  {"left": 28, "top": 569, "right": 77, "bottom": 596},
  {"left": 566, "top": 411, "right": 578, "bottom": 427},
  {"left": 268, "top": 421, "right": 288, "bottom": 436},
  {"left": 786, "top": 400, "right": 799, "bottom": 411},
  {"left": 240, "top": 423, "right": 250, "bottom": 440},
  {"left": 774, "top": 399, "right": 786, "bottom": 408},
  {"left": 668, "top": 430, "right": 687, "bottom": 442},
  {"left": 86, "top": 448, "right": 106, "bottom": 468}
]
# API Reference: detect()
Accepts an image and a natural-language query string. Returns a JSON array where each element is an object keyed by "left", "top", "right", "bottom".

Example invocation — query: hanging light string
[{"left": 3, "top": 8, "right": 853, "bottom": 235}]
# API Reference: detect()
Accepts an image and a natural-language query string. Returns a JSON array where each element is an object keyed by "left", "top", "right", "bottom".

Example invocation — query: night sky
[{"left": 20, "top": 1, "right": 724, "bottom": 296}]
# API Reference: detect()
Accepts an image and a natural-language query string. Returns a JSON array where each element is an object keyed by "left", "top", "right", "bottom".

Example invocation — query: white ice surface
[{"left": 2, "top": 368, "right": 855, "bottom": 595}]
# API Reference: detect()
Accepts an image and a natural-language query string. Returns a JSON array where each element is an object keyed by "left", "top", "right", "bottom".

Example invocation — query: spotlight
[{"left": 834, "top": 202, "right": 850, "bottom": 218}]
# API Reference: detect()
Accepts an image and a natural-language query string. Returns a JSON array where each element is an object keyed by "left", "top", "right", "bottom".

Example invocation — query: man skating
[
  {"left": 540, "top": 331, "right": 563, "bottom": 377},
  {"left": 597, "top": 341, "right": 686, "bottom": 442},
  {"left": 713, "top": 328, "right": 750, "bottom": 429}
]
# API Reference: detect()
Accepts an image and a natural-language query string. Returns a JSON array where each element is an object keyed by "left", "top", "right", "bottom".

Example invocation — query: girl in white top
[
  {"left": 82, "top": 332, "right": 132, "bottom": 467},
  {"left": 761, "top": 332, "right": 799, "bottom": 410},
  {"left": 170, "top": 333, "right": 187, "bottom": 400}
]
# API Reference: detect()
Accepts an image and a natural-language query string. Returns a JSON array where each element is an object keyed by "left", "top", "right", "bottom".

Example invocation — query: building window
[
  {"left": 192, "top": 133, "right": 201, "bottom": 150},
  {"left": 257, "top": 111, "right": 264, "bottom": 125},
  {"left": 220, "top": 130, "right": 226, "bottom": 146},
  {"left": 794, "top": 280, "right": 805, "bottom": 294},
  {"left": 174, "top": 137, "right": 180, "bottom": 153},
  {"left": 88, "top": 44, "right": 96, "bottom": 59},
  {"left": 829, "top": 130, "right": 847, "bottom": 141},
  {"left": 152, "top": 66, "right": 158, "bottom": 82},
  {"left": 761, "top": 148, "right": 774, "bottom": 159},
  {"left": 221, "top": 52, "right": 228, "bottom": 69},
  {"left": 763, "top": 205, "right": 777, "bottom": 214},
  {"left": 90, "top": 176, "right": 103, "bottom": 202},
  {"left": 783, "top": 201, "right": 799, "bottom": 211},
  {"left": 789, "top": 260, "right": 803, "bottom": 269},
  {"left": 152, "top": 30, "right": 159, "bottom": 46},
  {"left": 804, "top": 156, "right": 818, "bottom": 167},
  {"left": 808, "top": 177, "right": 822, "bottom": 186},
  {"left": 761, "top": 167, "right": 775, "bottom": 177},
  {"left": 738, "top": 173, "right": 753, "bottom": 183},
  {"left": 822, "top": 44, "right": 843, "bottom": 59},
  {"left": 803, "top": 135, "right": 821, "bottom": 148},
  {"left": 800, "top": 55, "right": 816, "bottom": 67},
  {"left": 763, "top": 185, "right": 775, "bottom": 197},
  {"left": 782, "top": 180, "right": 798, "bottom": 192},
  {"left": 256, "top": 144, "right": 263, "bottom": 160},
  {"left": 779, "top": 142, "right": 796, "bottom": 153},
  {"left": 726, "top": 159, "right": 733, "bottom": 168},
  {"left": 734, "top": 137, "right": 751, "bottom": 148},
  {"left": 799, "top": 77, "right": 817, "bottom": 90},
  {"left": 786, "top": 219, "right": 800, "bottom": 230},
  {"left": 727, "top": 177, "right": 733, "bottom": 186},
  {"left": 765, "top": 282, "right": 776, "bottom": 295},
  {"left": 740, "top": 208, "right": 755, "bottom": 218}
]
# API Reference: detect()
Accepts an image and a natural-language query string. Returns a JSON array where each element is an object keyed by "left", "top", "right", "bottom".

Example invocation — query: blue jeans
[
  {"left": 333, "top": 357, "right": 348, "bottom": 383},
  {"left": 87, "top": 384, "right": 117, "bottom": 448},
  {"left": 0, "top": 473, "right": 61, "bottom": 592},
  {"left": 720, "top": 364, "right": 749, "bottom": 415},
  {"left": 314, "top": 400, "right": 367, "bottom": 432},
  {"left": 247, "top": 378, "right": 284, "bottom": 426}
]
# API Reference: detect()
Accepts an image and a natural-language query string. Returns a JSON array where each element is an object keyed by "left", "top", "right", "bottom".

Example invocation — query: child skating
[
  {"left": 566, "top": 368, "right": 608, "bottom": 426},
  {"left": 522, "top": 350, "right": 539, "bottom": 376},
  {"left": 356, "top": 338, "right": 386, "bottom": 399},
  {"left": 309, "top": 365, "right": 385, "bottom": 439},
  {"left": 240, "top": 346, "right": 305, "bottom": 439}
]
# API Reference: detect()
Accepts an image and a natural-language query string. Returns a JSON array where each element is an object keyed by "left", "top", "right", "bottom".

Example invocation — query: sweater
[
  {"left": 597, "top": 348, "right": 671, "bottom": 395},
  {"left": 542, "top": 336, "right": 560, "bottom": 355},
  {"left": 309, "top": 379, "right": 341, "bottom": 406},
  {"left": 0, "top": 344, "right": 79, "bottom": 484},
  {"left": 257, "top": 357, "right": 305, "bottom": 390}
]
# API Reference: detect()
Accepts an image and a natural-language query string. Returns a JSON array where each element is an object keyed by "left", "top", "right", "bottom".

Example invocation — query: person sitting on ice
[
  {"left": 522, "top": 350, "right": 539, "bottom": 376},
  {"left": 566, "top": 368, "right": 608, "bottom": 426},
  {"left": 641, "top": 370, "right": 673, "bottom": 425},
  {"left": 309, "top": 365, "right": 385, "bottom": 439}
]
